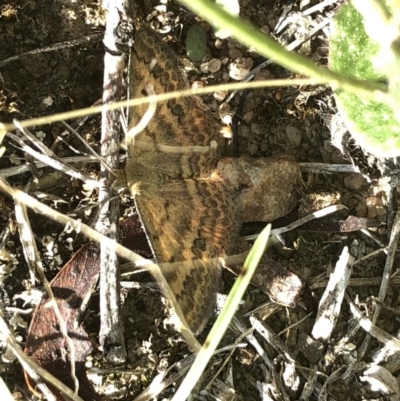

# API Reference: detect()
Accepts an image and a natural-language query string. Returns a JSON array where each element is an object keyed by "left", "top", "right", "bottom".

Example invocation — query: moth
[{"left": 124, "top": 27, "right": 238, "bottom": 334}]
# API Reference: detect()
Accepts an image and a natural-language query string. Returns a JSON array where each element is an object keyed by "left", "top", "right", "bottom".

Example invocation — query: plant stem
[{"left": 178, "top": 0, "right": 390, "bottom": 104}]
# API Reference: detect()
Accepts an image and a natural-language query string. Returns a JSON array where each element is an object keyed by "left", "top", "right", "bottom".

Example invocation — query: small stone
[
  {"left": 214, "top": 39, "right": 223, "bottom": 49},
  {"left": 42, "top": 96, "right": 53, "bottom": 107},
  {"left": 191, "top": 81, "right": 204, "bottom": 91},
  {"left": 213, "top": 90, "right": 227, "bottom": 102},
  {"left": 248, "top": 143, "right": 258, "bottom": 155},
  {"left": 298, "top": 332, "right": 324, "bottom": 364},
  {"left": 344, "top": 173, "right": 366, "bottom": 190},
  {"left": 286, "top": 125, "right": 302, "bottom": 148},
  {"left": 229, "top": 58, "right": 250, "bottom": 80},
  {"left": 229, "top": 48, "right": 242, "bottom": 59},
  {"left": 355, "top": 200, "right": 367, "bottom": 217},
  {"left": 208, "top": 58, "right": 221, "bottom": 73},
  {"left": 245, "top": 57, "right": 254, "bottom": 70},
  {"left": 300, "top": 0, "right": 311, "bottom": 10},
  {"left": 182, "top": 58, "right": 195, "bottom": 72},
  {"left": 200, "top": 62, "right": 209, "bottom": 73},
  {"left": 219, "top": 102, "right": 233, "bottom": 124},
  {"left": 239, "top": 124, "right": 251, "bottom": 139},
  {"left": 366, "top": 196, "right": 384, "bottom": 219},
  {"left": 260, "top": 25, "right": 270, "bottom": 35},
  {"left": 251, "top": 123, "right": 263, "bottom": 135},
  {"left": 243, "top": 111, "right": 253, "bottom": 123},
  {"left": 331, "top": 149, "right": 348, "bottom": 164},
  {"left": 254, "top": 69, "right": 274, "bottom": 81}
]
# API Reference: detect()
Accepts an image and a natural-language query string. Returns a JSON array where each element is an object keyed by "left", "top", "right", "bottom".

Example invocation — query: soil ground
[{"left": 1, "top": 0, "right": 399, "bottom": 400}]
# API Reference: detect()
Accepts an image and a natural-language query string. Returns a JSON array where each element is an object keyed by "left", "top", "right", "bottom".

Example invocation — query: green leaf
[
  {"left": 185, "top": 24, "right": 207, "bottom": 61},
  {"left": 330, "top": 2, "right": 400, "bottom": 157}
]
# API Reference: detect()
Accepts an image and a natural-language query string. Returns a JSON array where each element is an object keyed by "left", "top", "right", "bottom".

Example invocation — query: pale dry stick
[
  {"left": 0, "top": 314, "right": 84, "bottom": 401},
  {"left": 277, "top": 311, "right": 313, "bottom": 336},
  {"left": 133, "top": 343, "right": 244, "bottom": 401},
  {"left": 0, "top": 178, "right": 202, "bottom": 352},
  {"left": 372, "top": 329, "right": 400, "bottom": 374},
  {"left": 12, "top": 120, "right": 104, "bottom": 187},
  {"left": 6, "top": 131, "right": 101, "bottom": 189},
  {"left": 241, "top": 316, "right": 332, "bottom": 400},
  {"left": 243, "top": 204, "right": 347, "bottom": 241},
  {"left": 318, "top": 366, "right": 347, "bottom": 401},
  {"left": 360, "top": 228, "right": 386, "bottom": 247},
  {"left": 251, "top": 316, "right": 297, "bottom": 365},
  {"left": 298, "top": 162, "right": 362, "bottom": 174},
  {"left": 309, "top": 247, "right": 391, "bottom": 290},
  {"left": 96, "top": 0, "right": 130, "bottom": 365},
  {"left": 242, "top": 301, "right": 282, "bottom": 321},
  {"left": 231, "top": 317, "right": 291, "bottom": 401},
  {"left": 310, "top": 274, "right": 400, "bottom": 290},
  {"left": 311, "top": 246, "right": 354, "bottom": 341},
  {"left": 345, "top": 292, "right": 400, "bottom": 351},
  {"left": 0, "top": 155, "right": 99, "bottom": 178},
  {"left": 5, "top": 306, "right": 34, "bottom": 314},
  {"left": 13, "top": 198, "right": 34, "bottom": 286},
  {"left": 0, "top": 33, "right": 102, "bottom": 68},
  {"left": 298, "top": 364, "right": 318, "bottom": 401},
  {"left": 203, "top": 326, "right": 253, "bottom": 392},
  {"left": 0, "top": 377, "right": 14, "bottom": 401},
  {"left": 250, "top": 316, "right": 301, "bottom": 394},
  {"left": 358, "top": 210, "right": 400, "bottom": 358},
  {"left": 13, "top": 119, "right": 63, "bottom": 159},
  {"left": 13, "top": 197, "right": 80, "bottom": 395},
  {"left": 353, "top": 247, "right": 388, "bottom": 266},
  {"left": 0, "top": 77, "right": 330, "bottom": 136}
]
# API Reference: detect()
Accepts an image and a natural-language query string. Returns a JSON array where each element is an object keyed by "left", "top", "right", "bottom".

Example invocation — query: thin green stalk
[{"left": 171, "top": 225, "right": 271, "bottom": 401}]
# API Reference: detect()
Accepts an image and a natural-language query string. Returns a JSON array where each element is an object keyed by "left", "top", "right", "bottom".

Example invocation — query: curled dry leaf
[
  {"left": 24, "top": 242, "right": 102, "bottom": 401},
  {"left": 24, "top": 216, "right": 149, "bottom": 401}
]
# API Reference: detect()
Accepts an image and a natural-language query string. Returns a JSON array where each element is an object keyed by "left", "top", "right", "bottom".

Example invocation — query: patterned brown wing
[
  {"left": 133, "top": 179, "right": 235, "bottom": 334},
  {"left": 127, "top": 27, "right": 224, "bottom": 180},
  {"left": 125, "top": 26, "right": 237, "bottom": 333}
]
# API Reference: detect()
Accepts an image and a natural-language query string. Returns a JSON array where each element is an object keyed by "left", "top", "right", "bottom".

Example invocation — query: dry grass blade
[
  {"left": 358, "top": 210, "right": 400, "bottom": 358},
  {"left": 244, "top": 204, "right": 346, "bottom": 241},
  {"left": 6, "top": 128, "right": 100, "bottom": 189},
  {"left": 13, "top": 195, "right": 79, "bottom": 395},
  {"left": 312, "top": 246, "right": 354, "bottom": 341},
  {"left": 0, "top": 155, "right": 99, "bottom": 179},
  {"left": 232, "top": 317, "right": 290, "bottom": 401},
  {"left": 346, "top": 293, "right": 400, "bottom": 351}
]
